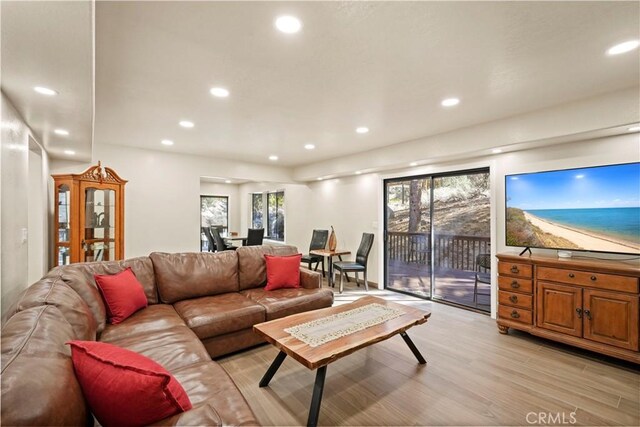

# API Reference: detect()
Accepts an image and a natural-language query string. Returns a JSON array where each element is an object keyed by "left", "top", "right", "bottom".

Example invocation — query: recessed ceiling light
[
  {"left": 179, "top": 120, "right": 194, "bottom": 128},
  {"left": 210, "top": 87, "right": 230, "bottom": 98},
  {"left": 269, "top": 155, "right": 278, "bottom": 161},
  {"left": 492, "top": 148, "right": 503, "bottom": 154},
  {"left": 33, "top": 86, "right": 57, "bottom": 96},
  {"left": 607, "top": 40, "right": 640, "bottom": 56},
  {"left": 161, "top": 139, "right": 174, "bottom": 146},
  {"left": 225, "top": 180, "right": 232, "bottom": 184},
  {"left": 304, "top": 144, "right": 315, "bottom": 150},
  {"left": 628, "top": 126, "right": 640, "bottom": 132},
  {"left": 409, "top": 162, "right": 418, "bottom": 167},
  {"left": 441, "top": 98, "right": 460, "bottom": 107},
  {"left": 63, "top": 150, "right": 75, "bottom": 155},
  {"left": 275, "top": 15, "right": 302, "bottom": 34},
  {"left": 356, "top": 127, "right": 369, "bottom": 134},
  {"left": 54, "top": 129, "right": 69, "bottom": 136},
  {"left": 355, "top": 171, "right": 362, "bottom": 175}
]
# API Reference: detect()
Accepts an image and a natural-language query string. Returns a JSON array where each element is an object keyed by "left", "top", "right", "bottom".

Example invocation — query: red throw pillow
[
  {"left": 94, "top": 267, "right": 147, "bottom": 324},
  {"left": 67, "top": 341, "right": 192, "bottom": 427},
  {"left": 264, "top": 253, "right": 302, "bottom": 291}
]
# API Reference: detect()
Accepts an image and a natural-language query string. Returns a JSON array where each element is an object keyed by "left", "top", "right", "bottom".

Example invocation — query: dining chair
[
  {"left": 201, "top": 227, "right": 216, "bottom": 252},
  {"left": 333, "top": 233, "right": 374, "bottom": 293},
  {"left": 300, "top": 229, "right": 328, "bottom": 277},
  {"left": 474, "top": 253, "right": 491, "bottom": 303},
  {"left": 246, "top": 228, "right": 265, "bottom": 246},
  {"left": 211, "top": 227, "right": 238, "bottom": 251}
]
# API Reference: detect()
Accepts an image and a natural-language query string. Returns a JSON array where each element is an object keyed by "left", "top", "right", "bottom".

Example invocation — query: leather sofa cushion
[
  {"left": 237, "top": 245, "right": 298, "bottom": 290},
  {"left": 99, "top": 304, "right": 188, "bottom": 342},
  {"left": 46, "top": 267, "right": 108, "bottom": 334},
  {"left": 201, "top": 329, "right": 265, "bottom": 359},
  {"left": 2, "top": 277, "right": 97, "bottom": 341},
  {"left": 241, "top": 287, "right": 334, "bottom": 320},
  {"left": 150, "top": 252, "right": 239, "bottom": 303},
  {"left": 174, "top": 294, "right": 265, "bottom": 340},
  {"left": 99, "top": 307, "right": 210, "bottom": 372},
  {"left": 154, "top": 361, "right": 259, "bottom": 426},
  {"left": 150, "top": 403, "right": 223, "bottom": 426},
  {"left": 1, "top": 306, "right": 89, "bottom": 426}
]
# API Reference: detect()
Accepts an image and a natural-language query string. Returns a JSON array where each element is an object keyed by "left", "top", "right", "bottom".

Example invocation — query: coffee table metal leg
[
  {"left": 400, "top": 332, "right": 427, "bottom": 364},
  {"left": 259, "top": 351, "right": 287, "bottom": 387},
  {"left": 307, "top": 365, "right": 327, "bottom": 427}
]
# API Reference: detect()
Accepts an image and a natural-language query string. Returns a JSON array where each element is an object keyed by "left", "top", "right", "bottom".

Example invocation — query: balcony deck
[{"left": 386, "top": 259, "right": 491, "bottom": 311}]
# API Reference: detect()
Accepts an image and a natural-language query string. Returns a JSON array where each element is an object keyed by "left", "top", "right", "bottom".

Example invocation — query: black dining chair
[
  {"left": 300, "top": 229, "right": 328, "bottom": 277},
  {"left": 211, "top": 227, "right": 238, "bottom": 252},
  {"left": 333, "top": 233, "right": 374, "bottom": 293},
  {"left": 246, "top": 228, "right": 265, "bottom": 246},
  {"left": 201, "top": 227, "right": 216, "bottom": 252},
  {"left": 474, "top": 253, "right": 492, "bottom": 304}
]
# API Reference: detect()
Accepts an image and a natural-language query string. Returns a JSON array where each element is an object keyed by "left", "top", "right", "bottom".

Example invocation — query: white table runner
[{"left": 284, "top": 303, "right": 405, "bottom": 347}]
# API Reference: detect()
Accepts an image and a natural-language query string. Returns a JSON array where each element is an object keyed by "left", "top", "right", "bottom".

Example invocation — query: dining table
[
  {"left": 309, "top": 248, "right": 351, "bottom": 288},
  {"left": 223, "top": 235, "right": 248, "bottom": 246}
]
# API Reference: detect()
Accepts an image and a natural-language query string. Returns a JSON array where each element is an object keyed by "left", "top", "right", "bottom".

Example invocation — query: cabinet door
[
  {"left": 536, "top": 281, "right": 583, "bottom": 337},
  {"left": 80, "top": 183, "right": 119, "bottom": 262},
  {"left": 583, "top": 289, "right": 639, "bottom": 351}
]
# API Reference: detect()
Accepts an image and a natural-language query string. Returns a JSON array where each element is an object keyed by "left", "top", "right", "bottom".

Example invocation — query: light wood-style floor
[{"left": 218, "top": 285, "right": 640, "bottom": 426}]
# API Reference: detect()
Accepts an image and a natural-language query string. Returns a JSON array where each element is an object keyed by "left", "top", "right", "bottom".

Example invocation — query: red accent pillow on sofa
[
  {"left": 264, "top": 254, "right": 302, "bottom": 291},
  {"left": 94, "top": 267, "right": 147, "bottom": 324},
  {"left": 67, "top": 341, "right": 192, "bottom": 427}
]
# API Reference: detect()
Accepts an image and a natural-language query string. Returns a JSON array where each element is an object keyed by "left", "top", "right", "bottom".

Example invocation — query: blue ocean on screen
[{"left": 526, "top": 207, "right": 640, "bottom": 244}]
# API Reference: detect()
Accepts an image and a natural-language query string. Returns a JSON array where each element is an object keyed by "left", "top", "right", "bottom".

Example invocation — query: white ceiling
[
  {"left": 2, "top": 2, "right": 638, "bottom": 167},
  {"left": 1, "top": 0, "right": 93, "bottom": 160},
  {"left": 95, "top": 1, "right": 639, "bottom": 167}
]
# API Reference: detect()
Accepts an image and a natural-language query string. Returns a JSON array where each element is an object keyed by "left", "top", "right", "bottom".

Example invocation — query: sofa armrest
[{"left": 300, "top": 268, "right": 322, "bottom": 289}]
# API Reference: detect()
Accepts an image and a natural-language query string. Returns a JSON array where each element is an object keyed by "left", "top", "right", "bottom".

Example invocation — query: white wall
[
  {"left": 199, "top": 181, "right": 241, "bottom": 234},
  {"left": 283, "top": 134, "right": 638, "bottom": 319},
  {"left": 1, "top": 92, "right": 49, "bottom": 316},
  {"left": 50, "top": 143, "right": 291, "bottom": 258},
  {"left": 28, "top": 142, "right": 48, "bottom": 283}
]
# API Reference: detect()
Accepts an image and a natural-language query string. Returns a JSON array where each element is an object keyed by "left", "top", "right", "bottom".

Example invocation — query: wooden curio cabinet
[{"left": 52, "top": 162, "right": 127, "bottom": 267}]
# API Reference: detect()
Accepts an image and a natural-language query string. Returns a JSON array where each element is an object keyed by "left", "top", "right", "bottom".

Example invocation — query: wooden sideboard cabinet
[{"left": 497, "top": 253, "right": 640, "bottom": 363}]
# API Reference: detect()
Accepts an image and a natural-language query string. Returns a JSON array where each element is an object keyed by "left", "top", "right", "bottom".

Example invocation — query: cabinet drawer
[
  {"left": 537, "top": 267, "right": 638, "bottom": 293},
  {"left": 498, "top": 276, "right": 533, "bottom": 293},
  {"left": 498, "top": 261, "right": 532, "bottom": 279},
  {"left": 498, "top": 305, "right": 532, "bottom": 325},
  {"left": 499, "top": 290, "right": 533, "bottom": 309}
]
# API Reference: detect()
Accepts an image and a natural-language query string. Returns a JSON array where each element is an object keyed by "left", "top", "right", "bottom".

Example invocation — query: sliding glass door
[
  {"left": 384, "top": 178, "right": 432, "bottom": 297},
  {"left": 384, "top": 169, "right": 491, "bottom": 311}
]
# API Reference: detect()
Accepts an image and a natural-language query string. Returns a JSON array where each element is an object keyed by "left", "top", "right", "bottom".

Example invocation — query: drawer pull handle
[
  {"left": 569, "top": 273, "right": 575, "bottom": 278},
  {"left": 510, "top": 310, "right": 520, "bottom": 319},
  {"left": 590, "top": 276, "right": 597, "bottom": 281},
  {"left": 510, "top": 266, "right": 520, "bottom": 274},
  {"left": 584, "top": 309, "right": 592, "bottom": 320},
  {"left": 510, "top": 281, "right": 520, "bottom": 289},
  {"left": 509, "top": 295, "right": 518, "bottom": 303},
  {"left": 576, "top": 308, "right": 583, "bottom": 319}
]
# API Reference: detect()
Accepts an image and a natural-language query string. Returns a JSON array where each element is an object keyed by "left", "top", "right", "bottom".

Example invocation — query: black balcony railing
[{"left": 387, "top": 231, "right": 490, "bottom": 272}]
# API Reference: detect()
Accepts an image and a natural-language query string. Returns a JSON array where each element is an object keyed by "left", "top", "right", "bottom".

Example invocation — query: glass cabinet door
[
  {"left": 83, "top": 187, "right": 117, "bottom": 262},
  {"left": 56, "top": 184, "right": 71, "bottom": 266}
]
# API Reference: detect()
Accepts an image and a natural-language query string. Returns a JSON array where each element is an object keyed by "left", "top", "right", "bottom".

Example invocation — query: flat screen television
[{"left": 505, "top": 162, "right": 640, "bottom": 255}]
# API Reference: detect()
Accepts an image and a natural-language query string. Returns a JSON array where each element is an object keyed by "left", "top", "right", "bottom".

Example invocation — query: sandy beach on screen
[{"left": 523, "top": 212, "right": 640, "bottom": 253}]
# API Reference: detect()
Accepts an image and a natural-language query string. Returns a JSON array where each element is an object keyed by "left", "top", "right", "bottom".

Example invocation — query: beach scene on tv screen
[{"left": 506, "top": 163, "right": 640, "bottom": 254}]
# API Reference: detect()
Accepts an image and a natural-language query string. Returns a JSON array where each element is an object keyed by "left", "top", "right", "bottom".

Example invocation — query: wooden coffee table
[{"left": 253, "top": 296, "right": 431, "bottom": 427}]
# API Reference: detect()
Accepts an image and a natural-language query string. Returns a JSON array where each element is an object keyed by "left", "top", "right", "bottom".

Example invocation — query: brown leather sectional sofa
[{"left": 1, "top": 245, "right": 334, "bottom": 426}]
